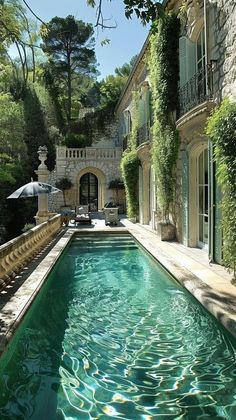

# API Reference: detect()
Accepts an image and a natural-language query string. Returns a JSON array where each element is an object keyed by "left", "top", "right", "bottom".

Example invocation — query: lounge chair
[{"left": 75, "top": 205, "right": 92, "bottom": 225}]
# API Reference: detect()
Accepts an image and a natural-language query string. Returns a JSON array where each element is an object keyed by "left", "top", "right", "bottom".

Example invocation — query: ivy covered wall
[{"left": 148, "top": 13, "right": 180, "bottom": 222}]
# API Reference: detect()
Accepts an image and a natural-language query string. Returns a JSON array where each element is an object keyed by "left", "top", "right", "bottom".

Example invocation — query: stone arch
[
  {"left": 76, "top": 166, "right": 106, "bottom": 210},
  {"left": 187, "top": 138, "right": 208, "bottom": 248}
]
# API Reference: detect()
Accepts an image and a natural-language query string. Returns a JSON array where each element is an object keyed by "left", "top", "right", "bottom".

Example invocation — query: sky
[{"left": 22, "top": 0, "right": 150, "bottom": 79}]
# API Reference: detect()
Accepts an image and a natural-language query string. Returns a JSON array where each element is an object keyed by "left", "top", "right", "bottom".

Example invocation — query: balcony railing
[
  {"left": 123, "top": 134, "right": 130, "bottom": 152},
  {"left": 137, "top": 122, "right": 150, "bottom": 147},
  {"left": 178, "top": 66, "right": 213, "bottom": 118},
  {"left": 0, "top": 215, "right": 61, "bottom": 289},
  {"left": 122, "top": 122, "right": 150, "bottom": 152},
  {"left": 57, "top": 147, "right": 122, "bottom": 161}
]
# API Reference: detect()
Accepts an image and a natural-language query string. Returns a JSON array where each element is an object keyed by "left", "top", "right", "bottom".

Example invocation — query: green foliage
[
  {"left": 99, "top": 74, "right": 126, "bottom": 109},
  {"left": 42, "top": 64, "right": 65, "bottom": 131},
  {"left": 128, "top": 90, "right": 139, "bottom": 150},
  {"left": 41, "top": 15, "right": 97, "bottom": 122},
  {"left": 0, "top": 92, "right": 26, "bottom": 158},
  {"left": 55, "top": 176, "right": 73, "bottom": 206},
  {"left": 0, "top": 92, "right": 37, "bottom": 243},
  {"left": 148, "top": 13, "right": 180, "bottom": 220},
  {"left": 121, "top": 150, "right": 140, "bottom": 218},
  {"left": 23, "top": 83, "right": 56, "bottom": 173},
  {"left": 22, "top": 223, "right": 35, "bottom": 233},
  {"left": 64, "top": 133, "right": 91, "bottom": 148},
  {"left": 55, "top": 177, "right": 73, "bottom": 191},
  {"left": 124, "top": 0, "right": 163, "bottom": 23},
  {"left": 206, "top": 99, "right": 236, "bottom": 274},
  {"left": 108, "top": 179, "right": 125, "bottom": 189},
  {"left": 0, "top": 153, "right": 16, "bottom": 183},
  {"left": 114, "top": 55, "right": 137, "bottom": 77},
  {"left": 87, "top": 0, "right": 164, "bottom": 25},
  {"left": 120, "top": 89, "right": 140, "bottom": 216}
]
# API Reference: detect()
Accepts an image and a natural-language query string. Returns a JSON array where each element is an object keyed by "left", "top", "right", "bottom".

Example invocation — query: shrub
[
  {"left": 121, "top": 151, "right": 140, "bottom": 218},
  {"left": 64, "top": 133, "right": 89, "bottom": 148},
  {"left": 206, "top": 99, "right": 236, "bottom": 276}
]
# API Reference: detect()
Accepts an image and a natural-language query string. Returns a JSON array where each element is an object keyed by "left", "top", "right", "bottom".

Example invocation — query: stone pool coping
[
  {"left": 0, "top": 223, "right": 236, "bottom": 355},
  {"left": 0, "top": 229, "right": 74, "bottom": 353}
]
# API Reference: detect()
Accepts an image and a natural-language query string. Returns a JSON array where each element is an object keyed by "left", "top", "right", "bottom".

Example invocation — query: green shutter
[
  {"left": 182, "top": 150, "right": 189, "bottom": 246},
  {"left": 179, "top": 37, "right": 196, "bottom": 87},
  {"left": 139, "top": 96, "right": 146, "bottom": 126},
  {"left": 146, "top": 89, "right": 150, "bottom": 123},
  {"left": 187, "top": 38, "right": 196, "bottom": 79},
  {"left": 179, "top": 37, "right": 187, "bottom": 88}
]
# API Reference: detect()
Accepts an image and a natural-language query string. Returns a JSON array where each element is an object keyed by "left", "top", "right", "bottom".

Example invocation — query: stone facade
[
  {"left": 48, "top": 119, "right": 124, "bottom": 213},
  {"left": 115, "top": 0, "right": 235, "bottom": 260},
  {"left": 45, "top": 0, "right": 235, "bottom": 264}
]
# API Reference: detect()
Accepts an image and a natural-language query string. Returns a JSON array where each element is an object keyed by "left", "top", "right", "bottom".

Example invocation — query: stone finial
[{"left": 37, "top": 145, "right": 48, "bottom": 169}]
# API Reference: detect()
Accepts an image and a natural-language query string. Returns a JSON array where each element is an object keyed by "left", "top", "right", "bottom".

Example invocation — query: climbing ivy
[
  {"left": 148, "top": 12, "right": 180, "bottom": 221},
  {"left": 128, "top": 90, "right": 139, "bottom": 150},
  {"left": 121, "top": 89, "right": 140, "bottom": 218},
  {"left": 206, "top": 99, "right": 236, "bottom": 276},
  {"left": 121, "top": 150, "right": 140, "bottom": 218}
]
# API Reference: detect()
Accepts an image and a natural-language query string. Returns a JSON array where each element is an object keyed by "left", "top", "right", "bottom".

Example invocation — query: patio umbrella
[{"left": 7, "top": 181, "right": 61, "bottom": 199}]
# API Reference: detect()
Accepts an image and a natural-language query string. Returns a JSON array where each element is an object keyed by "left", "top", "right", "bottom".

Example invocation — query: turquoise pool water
[{"left": 0, "top": 233, "right": 236, "bottom": 419}]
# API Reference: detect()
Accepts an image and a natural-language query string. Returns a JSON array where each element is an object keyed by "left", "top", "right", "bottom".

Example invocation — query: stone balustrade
[
  {"left": 56, "top": 146, "right": 122, "bottom": 161},
  {"left": 0, "top": 214, "right": 61, "bottom": 289}
]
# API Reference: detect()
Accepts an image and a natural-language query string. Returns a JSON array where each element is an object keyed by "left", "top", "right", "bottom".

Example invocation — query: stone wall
[
  {"left": 209, "top": 0, "right": 236, "bottom": 101},
  {"left": 48, "top": 119, "right": 123, "bottom": 212}
]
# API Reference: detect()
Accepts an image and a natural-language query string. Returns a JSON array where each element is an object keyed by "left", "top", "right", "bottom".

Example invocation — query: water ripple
[{"left": 0, "top": 237, "right": 236, "bottom": 419}]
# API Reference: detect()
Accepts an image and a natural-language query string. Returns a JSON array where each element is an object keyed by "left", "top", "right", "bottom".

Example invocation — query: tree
[
  {"left": 99, "top": 74, "right": 126, "bottom": 109},
  {"left": 87, "top": 0, "right": 163, "bottom": 26},
  {"left": 114, "top": 55, "right": 138, "bottom": 77},
  {"left": 0, "top": 0, "right": 41, "bottom": 89},
  {"left": 0, "top": 92, "right": 35, "bottom": 242},
  {"left": 0, "top": 92, "right": 26, "bottom": 158},
  {"left": 55, "top": 177, "right": 73, "bottom": 206},
  {"left": 41, "top": 15, "right": 97, "bottom": 123}
]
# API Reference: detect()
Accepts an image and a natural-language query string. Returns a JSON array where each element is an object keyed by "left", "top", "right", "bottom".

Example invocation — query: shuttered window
[{"left": 179, "top": 36, "right": 197, "bottom": 87}]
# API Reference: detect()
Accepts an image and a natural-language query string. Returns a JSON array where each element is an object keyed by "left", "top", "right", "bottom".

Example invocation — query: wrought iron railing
[
  {"left": 137, "top": 122, "right": 150, "bottom": 146},
  {"left": 178, "top": 66, "right": 213, "bottom": 118},
  {"left": 122, "top": 134, "right": 130, "bottom": 151},
  {"left": 122, "top": 122, "right": 150, "bottom": 151}
]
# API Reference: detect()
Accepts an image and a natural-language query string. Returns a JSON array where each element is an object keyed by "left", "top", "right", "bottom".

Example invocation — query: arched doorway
[{"left": 80, "top": 173, "right": 98, "bottom": 211}]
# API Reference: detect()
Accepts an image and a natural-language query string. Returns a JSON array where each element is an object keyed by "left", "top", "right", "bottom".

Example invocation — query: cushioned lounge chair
[{"left": 75, "top": 205, "right": 92, "bottom": 225}]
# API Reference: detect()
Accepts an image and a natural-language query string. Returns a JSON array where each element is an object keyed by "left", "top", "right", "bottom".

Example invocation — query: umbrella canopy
[{"left": 7, "top": 181, "right": 61, "bottom": 199}]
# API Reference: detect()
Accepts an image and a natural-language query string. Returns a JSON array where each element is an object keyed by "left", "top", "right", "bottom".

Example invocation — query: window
[{"left": 197, "top": 148, "right": 208, "bottom": 247}]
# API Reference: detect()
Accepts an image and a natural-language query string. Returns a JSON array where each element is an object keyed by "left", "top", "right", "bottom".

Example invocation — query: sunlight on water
[{"left": 0, "top": 234, "right": 236, "bottom": 419}]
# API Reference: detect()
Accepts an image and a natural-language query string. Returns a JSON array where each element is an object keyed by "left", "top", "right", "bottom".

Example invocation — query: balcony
[
  {"left": 137, "top": 122, "right": 150, "bottom": 147},
  {"left": 56, "top": 146, "right": 122, "bottom": 161},
  {"left": 122, "top": 134, "right": 130, "bottom": 152},
  {"left": 122, "top": 122, "right": 150, "bottom": 152},
  {"left": 178, "top": 66, "right": 213, "bottom": 118}
]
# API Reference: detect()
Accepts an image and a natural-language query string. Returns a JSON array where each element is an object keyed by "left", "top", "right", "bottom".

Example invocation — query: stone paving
[{"left": 0, "top": 213, "right": 236, "bottom": 355}]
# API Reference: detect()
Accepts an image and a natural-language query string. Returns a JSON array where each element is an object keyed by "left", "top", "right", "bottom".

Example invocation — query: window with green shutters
[{"left": 179, "top": 36, "right": 197, "bottom": 88}]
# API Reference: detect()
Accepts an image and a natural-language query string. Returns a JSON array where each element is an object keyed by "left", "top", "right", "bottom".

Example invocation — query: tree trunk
[{"left": 67, "top": 52, "right": 71, "bottom": 122}]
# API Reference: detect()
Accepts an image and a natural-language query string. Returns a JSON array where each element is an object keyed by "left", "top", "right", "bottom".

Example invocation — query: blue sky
[{"left": 23, "top": 0, "right": 150, "bottom": 79}]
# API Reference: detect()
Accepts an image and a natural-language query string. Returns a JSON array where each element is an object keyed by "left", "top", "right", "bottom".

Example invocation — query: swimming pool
[{"left": 0, "top": 233, "right": 236, "bottom": 419}]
